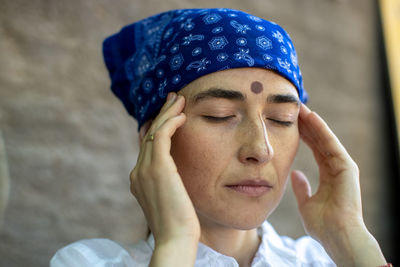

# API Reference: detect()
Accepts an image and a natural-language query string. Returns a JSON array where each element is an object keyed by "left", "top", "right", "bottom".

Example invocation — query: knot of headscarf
[{"left": 103, "top": 8, "right": 307, "bottom": 129}]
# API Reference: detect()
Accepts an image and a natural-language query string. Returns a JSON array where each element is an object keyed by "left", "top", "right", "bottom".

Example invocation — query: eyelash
[
  {"left": 268, "top": 119, "right": 294, "bottom": 127},
  {"left": 202, "top": 116, "right": 294, "bottom": 126},
  {"left": 203, "top": 115, "right": 235, "bottom": 122}
]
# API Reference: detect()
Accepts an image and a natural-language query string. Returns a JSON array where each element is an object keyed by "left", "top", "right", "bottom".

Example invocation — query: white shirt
[{"left": 50, "top": 221, "right": 336, "bottom": 267}]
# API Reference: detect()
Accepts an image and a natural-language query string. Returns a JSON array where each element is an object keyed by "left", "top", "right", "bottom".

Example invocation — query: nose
[{"left": 238, "top": 114, "right": 274, "bottom": 165}]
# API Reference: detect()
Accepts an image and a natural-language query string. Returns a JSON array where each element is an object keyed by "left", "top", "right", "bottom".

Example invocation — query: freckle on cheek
[{"left": 250, "top": 81, "right": 263, "bottom": 94}]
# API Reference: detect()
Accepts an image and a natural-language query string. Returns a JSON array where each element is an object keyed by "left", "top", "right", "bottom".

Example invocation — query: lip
[{"left": 225, "top": 179, "right": 273, "bottom": 197}]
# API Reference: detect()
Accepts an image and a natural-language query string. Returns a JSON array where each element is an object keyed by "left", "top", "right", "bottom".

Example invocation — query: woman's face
[{"left": 170, "top": 68, "right": 300, "bottom": 230}]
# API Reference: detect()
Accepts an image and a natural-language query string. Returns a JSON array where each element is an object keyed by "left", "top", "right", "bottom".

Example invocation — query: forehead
[{"left": 178, "top": 68, "right": 298, "bottom": 98}]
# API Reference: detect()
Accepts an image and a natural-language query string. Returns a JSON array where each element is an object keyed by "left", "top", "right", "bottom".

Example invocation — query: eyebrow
[
  {"left": 191, "top": 88, "right": 245, "bottom": 103},
  {"left": 267, "top": 94, "right": 300, "bottom": 106},
  {"left": 191, "top": 88, "right": 300, "bottom": 106}
]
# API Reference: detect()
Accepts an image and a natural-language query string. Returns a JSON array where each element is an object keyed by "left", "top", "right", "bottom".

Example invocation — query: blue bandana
[{"left": 103, "top": 8, "right": 307, "bottom": 129}]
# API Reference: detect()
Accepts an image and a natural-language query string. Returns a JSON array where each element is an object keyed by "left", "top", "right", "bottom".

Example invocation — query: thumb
[{"left": 291, "top": 170, "right": 312, "bottom": 207}]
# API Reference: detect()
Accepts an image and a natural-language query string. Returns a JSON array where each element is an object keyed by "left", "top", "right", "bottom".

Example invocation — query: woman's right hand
[{"left": 129, "top": 92, "right": 200, "bottom": 265}]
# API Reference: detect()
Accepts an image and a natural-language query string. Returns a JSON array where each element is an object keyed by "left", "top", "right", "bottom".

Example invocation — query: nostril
[
  {"left": 246, "top": 157, "right": 259, "bottom": 163},
  {"left": 238, "top": 142, "right": 273, "bottom": 165}
]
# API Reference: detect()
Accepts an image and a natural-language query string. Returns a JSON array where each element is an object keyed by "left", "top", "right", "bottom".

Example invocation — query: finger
[
  {"left": 133, "top": 110, "right": 186, "bottom": 204},
  {"left": 299, "top": 102, "right": 312, "bottom": 116},
  {"left": 153, "top": 92, "right": 178, "bottom": 120},
  {"left": 147, "top": 94, "right": 185, "bottom": 136},
  {"left": 291, "top": 170, "right": 312, "bottom": 207},
  {"left": 298, "top": 127, "right": 325, "bottom": 165},
  {"left": 299, "top": 104, "right": 350, "bottom": 161},
  {"left": 299, "top": 105, "right": 357, "bottom": 178},
  {"left": 138, "top": 94, "right": 185, "bottom": 166},
  {"left": 152, "top": 112, "right": 186, "bottom": 165}
]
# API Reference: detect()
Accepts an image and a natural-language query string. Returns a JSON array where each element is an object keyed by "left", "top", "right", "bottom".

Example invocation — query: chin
[
  {"left": 228, "top": 218, "right": 267, "bottom": 231},
  {"left": 197, "top": 206, "right": 272, "bottom": 231}
]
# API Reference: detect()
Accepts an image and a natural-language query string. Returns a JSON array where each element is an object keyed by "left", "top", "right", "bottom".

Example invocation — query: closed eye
[
  {"left": 268, "top": 118, "right": 294, "bottom": 127},
  {"left": 203, "top": 115, "right": 235, "bottom": 122}
]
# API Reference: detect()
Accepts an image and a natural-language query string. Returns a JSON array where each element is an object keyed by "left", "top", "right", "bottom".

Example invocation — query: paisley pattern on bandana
[{"left": 103, "top": 8, "right": 307, "bottom": 129}]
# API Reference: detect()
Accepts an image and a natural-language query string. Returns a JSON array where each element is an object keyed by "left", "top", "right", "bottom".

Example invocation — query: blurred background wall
[{"left": 0, "top": 0, "right": 396, "bottom": 266}]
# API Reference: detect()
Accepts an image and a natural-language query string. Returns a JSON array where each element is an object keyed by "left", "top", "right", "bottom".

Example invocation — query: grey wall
[{"left": 0, "top": 0, "right": 394, "bottom": 266}]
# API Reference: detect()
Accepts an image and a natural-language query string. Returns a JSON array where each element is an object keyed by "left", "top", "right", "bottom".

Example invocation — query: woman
[{"left": 51, "top": 8, "right": 389, "bottom": 266}]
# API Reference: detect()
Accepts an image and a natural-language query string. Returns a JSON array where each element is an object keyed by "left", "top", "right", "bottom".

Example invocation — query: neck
[{"left": 199, "top": 217, "right": 261, "bottom": 267}]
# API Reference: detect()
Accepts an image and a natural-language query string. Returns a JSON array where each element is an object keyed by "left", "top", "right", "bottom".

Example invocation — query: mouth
[{"left": 225, "top": 179, "right": 273, "bottom": 197}]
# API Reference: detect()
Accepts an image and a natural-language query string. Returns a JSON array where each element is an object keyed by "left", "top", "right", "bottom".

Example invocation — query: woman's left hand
[{"left": 291, "top": 104, "right": 386, "bottom": 266}]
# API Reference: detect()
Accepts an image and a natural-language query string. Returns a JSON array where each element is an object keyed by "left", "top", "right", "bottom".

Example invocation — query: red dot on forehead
[{"left": 250, "top": 81, "right": 263, "bottom": 94}]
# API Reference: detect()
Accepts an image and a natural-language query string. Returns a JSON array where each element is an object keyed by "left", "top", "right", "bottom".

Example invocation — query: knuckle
[
  {"left": 129, "top": 171, "right": 138, "bottom": 195},
  {"left": 130, "top": 182, "right": 136, "bottom": 195},
  {"left": 153, "top": 129, "right": 167, "bottom": 140},
  {"left": 129, "top": 168, "right": 137, "bottom": 180},
  {"left": 129, "top": 169, "right": 138, "bottom": 185}
]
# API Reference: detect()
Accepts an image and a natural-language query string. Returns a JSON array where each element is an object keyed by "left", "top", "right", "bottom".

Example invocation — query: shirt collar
[
  {"left": 194, "top": 221, "right": 275, "bottom": 266},
  {"left": 146, "top": 220, "right": 296, "bottom": 266}
]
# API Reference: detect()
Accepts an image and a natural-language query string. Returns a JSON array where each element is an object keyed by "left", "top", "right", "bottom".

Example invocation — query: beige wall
[
  {"left": 0, "top": 130, "right": 10, "bottom": 229},
  {"left": 0, "top": 0, "right": 394, "bottom": 265}
]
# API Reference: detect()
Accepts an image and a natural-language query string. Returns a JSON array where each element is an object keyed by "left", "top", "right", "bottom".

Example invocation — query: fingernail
[
  {"left": 169, "top": 92, "right": 177, "bottom": 102},
  {"left": 167, "top": 92, "right": 173, "bottom": 101}
]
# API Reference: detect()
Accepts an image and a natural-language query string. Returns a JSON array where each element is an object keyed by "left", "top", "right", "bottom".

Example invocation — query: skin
[
  {"left": 171, "top": 69, "right": 299, "bottom": 231},
  {"left": 130, "top": 68, "right": 387, "bottom": 267},
  {"left": 169, "top": 69, "right": 300, "bottom": 264}
]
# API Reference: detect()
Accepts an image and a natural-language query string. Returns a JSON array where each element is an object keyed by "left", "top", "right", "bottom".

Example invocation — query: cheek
[
  {"left": 170, "top": 124, "right": 226, "bottom": 197},
  {"left": 271, "top": 128, "right": 300, "bottom": 183}
]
